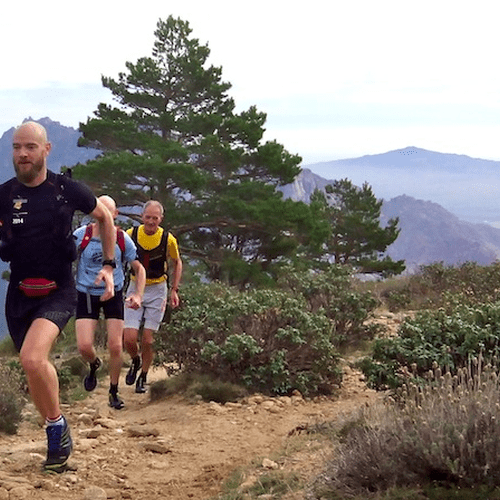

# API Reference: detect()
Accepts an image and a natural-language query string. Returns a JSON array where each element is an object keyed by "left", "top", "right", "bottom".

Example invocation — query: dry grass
[{"left": 312, "top": 356, "right": 500, "bottom": 498}]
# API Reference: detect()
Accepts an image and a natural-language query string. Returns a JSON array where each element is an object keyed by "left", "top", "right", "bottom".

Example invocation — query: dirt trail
[{"left": 0, "top": 313, "right": 401, "bottom": 499}]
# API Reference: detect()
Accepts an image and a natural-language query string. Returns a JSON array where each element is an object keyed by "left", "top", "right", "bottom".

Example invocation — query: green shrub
[
  {"left": 0, "top": 361, "right": 27, "bottom": 434},
  {"left": 155, "top": 265, "right": 380, "bottom": 396},
  {"left": 156, "top": 282, "right": 341, "bottom": 396},
  {"left": 360, "top": 302, "right": 500, "bottom": 390},
  {"left": 312, "top": 360, "right": 500, "bottom": 497},
  {"left": 149, "top": 372, "right": 247, "bottom": 404},
  {"left": 378, "top": 262, "right": 500, "bottom": 312},
  {"left": 279, "top": 264, "right": 381, "bottom": 346}
]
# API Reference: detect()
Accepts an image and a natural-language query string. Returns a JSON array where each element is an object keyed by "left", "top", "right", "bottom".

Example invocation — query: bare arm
[
  {"left": 169, "top": 256, "right": 183, "bottom": 308},
  {"left": 125, "top": 260, "right": 146, "bottom": 310},
  {"left": 90, "top": 198, "right": 116, "bottom": 301}
]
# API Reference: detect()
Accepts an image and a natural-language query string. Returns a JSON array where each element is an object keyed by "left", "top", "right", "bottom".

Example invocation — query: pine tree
[
  {"left": 309, "top": 179, "right": 405, "bottom": 277},
  {"left": 73, "top": 16, "right": 304, "bottom": 286}
]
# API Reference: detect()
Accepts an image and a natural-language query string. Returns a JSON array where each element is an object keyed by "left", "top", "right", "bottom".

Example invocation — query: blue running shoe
[{"left": 43, "top": 416, "right": 73, "bottom": 473}]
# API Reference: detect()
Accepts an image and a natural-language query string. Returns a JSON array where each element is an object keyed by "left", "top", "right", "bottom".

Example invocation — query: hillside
[
  {"left": 381, "top": 195, "right": 500, "bottom": 273},
  {"left": 282, "top": 168, "right": 500, "bottom": 273}
]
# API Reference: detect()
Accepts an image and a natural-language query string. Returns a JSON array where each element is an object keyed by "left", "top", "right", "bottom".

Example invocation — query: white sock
[{"left": 46, "top": 415, "right": 64, "bottom": 426}]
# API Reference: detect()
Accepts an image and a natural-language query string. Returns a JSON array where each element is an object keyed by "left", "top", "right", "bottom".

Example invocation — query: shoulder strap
[
  {"left": 79, "top": 224, "right": 93, "bottom": 253},
  {"left": 160, "top": 229, "right": 169, "bottom": 254},
  {"left": 116, "top": 228, "right": 126, "bottom": 260},
  {"left": 131, "top": 225, "right": 139, "bottom": 243}
]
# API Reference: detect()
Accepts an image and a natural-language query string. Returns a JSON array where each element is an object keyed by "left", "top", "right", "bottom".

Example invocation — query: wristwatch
[{"left": 102, "top": 259, "right": 117, "bottom": 269}]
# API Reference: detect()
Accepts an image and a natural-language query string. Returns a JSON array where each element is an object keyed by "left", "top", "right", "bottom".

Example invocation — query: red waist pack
[{"left": 18, "top": 278, "right": 58, "bottom": 298}]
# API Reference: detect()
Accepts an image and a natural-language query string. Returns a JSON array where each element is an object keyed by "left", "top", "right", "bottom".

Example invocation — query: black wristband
[{"left": 102, "top": 259, "right": 117, "bottom": 269}]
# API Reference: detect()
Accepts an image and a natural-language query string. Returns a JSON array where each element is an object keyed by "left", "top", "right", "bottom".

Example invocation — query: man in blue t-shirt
[
  {"left": 74, "top": 195, "right": 145, "bottom": 410},
  {"left": 0, "top": 122, "right": 116, "bottom": 473}
]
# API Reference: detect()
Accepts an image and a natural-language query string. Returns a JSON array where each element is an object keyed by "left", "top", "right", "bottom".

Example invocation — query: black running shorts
[
  {"left": 6, "top": 281, "right": 77, "bottom": 352},
  {"left": 76, "top": 289, "right": 124, "bottom": 320}
]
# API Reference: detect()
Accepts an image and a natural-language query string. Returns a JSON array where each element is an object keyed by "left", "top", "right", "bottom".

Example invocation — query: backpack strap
[
  {"left": 79, "top": 224, "right": 93, "bottom": 254},
  {"left": 80, "top": 225, "right": 126, "bottom": 262},
  {"left": 116, "top": 228, "right": 126, "bottom": 261}
]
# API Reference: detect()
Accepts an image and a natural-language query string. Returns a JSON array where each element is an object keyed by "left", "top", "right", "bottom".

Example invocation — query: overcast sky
[{"left": 2, "top": 0, "right": 499, "bottom": 167}]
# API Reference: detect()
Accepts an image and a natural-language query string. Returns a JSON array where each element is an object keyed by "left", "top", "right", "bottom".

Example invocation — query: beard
[{"left": 13, "top": 157, "right": 44, "bottom": 184}]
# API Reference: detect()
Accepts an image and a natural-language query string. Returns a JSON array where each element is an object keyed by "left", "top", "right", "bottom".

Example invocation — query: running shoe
[
  {"left": 126, "top": 356, "right": 141, "bottom": 385},
  {"left": 43, "top": 416, "right": 73, "bottom": 473},
  {"left": 84, "top": 357, "right": 101, "bottom": 392},
  {"left": 109, "top": 392, "right": 125, "bottom": 410}
]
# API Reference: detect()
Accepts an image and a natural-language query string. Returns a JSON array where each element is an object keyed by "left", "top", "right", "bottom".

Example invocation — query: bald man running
[
  {"left": 0, "top": 121, "right": 116, "bottom": 473},
  {"left": 74, "top": 195, "right": 145, "bottom": 410}
]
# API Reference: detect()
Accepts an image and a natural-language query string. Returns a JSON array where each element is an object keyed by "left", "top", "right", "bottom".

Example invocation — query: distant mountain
[
  {"left": 381, "top": 196, "right": 500, "bottom": 273},
  {"left": 304, "top": 147, "right": 500, "bottom": 225},
  {"left": 281, "top": 168, "right": 500, "bottom": 274}
]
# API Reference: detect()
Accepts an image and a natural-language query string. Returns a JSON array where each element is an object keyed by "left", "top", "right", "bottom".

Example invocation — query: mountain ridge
[
  {"left": 303, "top": 146, "right": 500, "bottom": 225},
  {"left": 282, "top": 169, "right": 500, "bottom": 274}
]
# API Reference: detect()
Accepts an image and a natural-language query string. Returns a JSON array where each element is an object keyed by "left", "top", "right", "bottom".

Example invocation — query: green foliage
[
  {"left": 360, "top": 302, "right": 500, "bottom": 390},
  {"left": 73, "top": 15, "right": 310, "bottom": 287},
  {"left": 155, "top": 266, "right": 378, "bottom": 396},
  {"left": 215, "top": 469, "right": 302, "bottom": 500},
  {"left": 278, "top": 263, "right": 382, "bottom": 346},
  {"left": 379, "top": 262, "right": 500, "bottom": 312},
  {"left": 312, "top": 361, "right": 500, "bottom": 498},
  {"left": 149, "top": 372, "right": 247, "bottom": 404},
  {"left": 309, "top": 178, "right": 405, "bottom": 277},
  {"left": 155, "top": 283, "right": 339, "bottom": 395},
  {"left": 0, "top": 361, "right": 26, "bottom": 434},
  {"left": 0, "top": 336, "right": 18, "bottom": 356}
]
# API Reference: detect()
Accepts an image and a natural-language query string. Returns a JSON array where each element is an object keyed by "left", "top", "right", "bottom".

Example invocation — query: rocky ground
[{"left": 0, "top": 312, "right": 403, "bottom": 500}]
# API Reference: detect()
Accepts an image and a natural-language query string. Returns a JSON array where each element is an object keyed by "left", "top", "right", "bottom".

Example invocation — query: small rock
[
  {"left": 207, "top": 402, "right": 226, "bottom": 414},
  {"left": 278, "top": 396, "right": 292, "bottom": 406},
  {"left": 9, "top": 486, "right": 33, "bottom": 499},
  {"left": 262, "top": 458, "right": 279, "bottom": 469},
  {"left": 84, "top": 428, "right": 105, "bottom": 439},
  {"left": 141, "top": 442, "right": 172, "bottom": 454},
  {"left": 239, "top": 475, "right": 258, "bottom": 491},
  {"left": 77, "top": 413, "right": 94, "bottom": 426},
  {"left": 261, "top": 401, "right": 275, "bottom": 411},
  {"left": 75, "top": 439, "right": 94, "bottom": 451},
  {"left": 225, "top": 402, "right": 242, "bottom": 410},
  {"left": 95, "top": 417, "right": 121, "bottom": 429},
  {"left": 127, "top": 426, "right": 160, "bottom": 438},
  {"left": 83, "top": 486, "right": 107, "bottom": 500},
  {"left": 249, "top": 395, "right": 265, "bottom": 404}
]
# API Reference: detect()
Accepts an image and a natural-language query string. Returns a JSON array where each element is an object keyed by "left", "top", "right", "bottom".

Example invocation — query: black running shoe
[
  {"left": 109, "top": 392, "right": 125, "bottom": 410},
  {"left": 84, "top": 357, "right": 101, "bottom": 392},
  {"left": 126, "top": 356, "right": 141, "bottom": 385},
  {"left": 43, "top": 416, "right": 73, "bottom": 473},
  {"left": 135, "top": 374, "right": 147, "bottom": 394}
]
